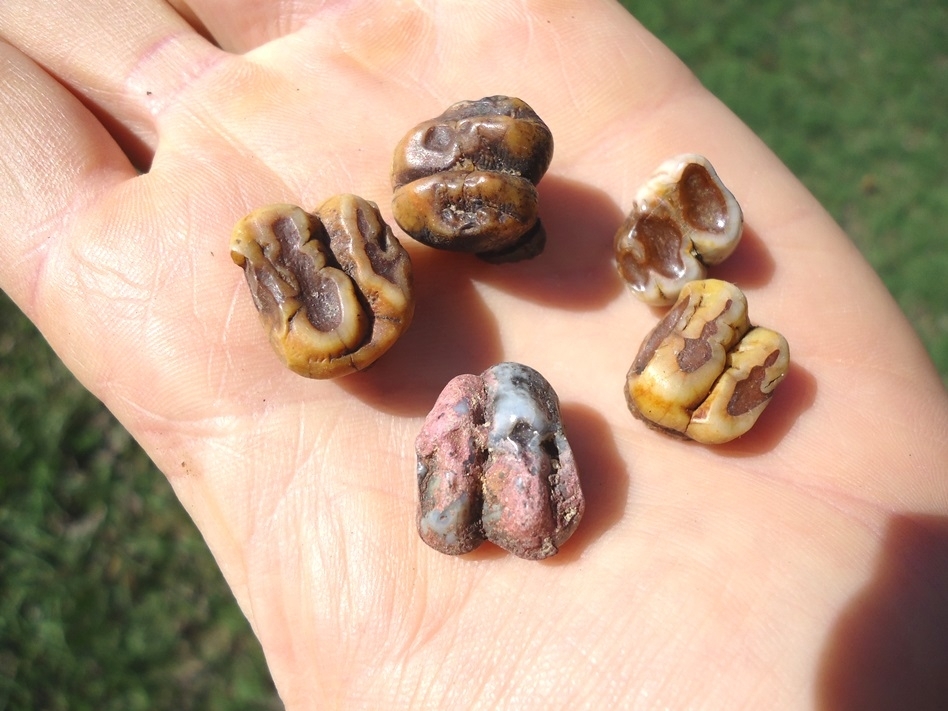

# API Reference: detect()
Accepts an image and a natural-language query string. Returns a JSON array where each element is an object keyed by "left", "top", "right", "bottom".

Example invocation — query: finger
[
  {"left": 0, "top": 40, "right": 136, "bottom": 315},
  {"left": 166, "top": 0, "right": 312, "bottom": 53},
  {"left": 0, "top": 0, "right": 222, "bottom": 165}
]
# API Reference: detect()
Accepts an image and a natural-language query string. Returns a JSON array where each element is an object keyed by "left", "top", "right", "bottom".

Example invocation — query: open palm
[{"left": 3, "top": 1, "right": 947, "bottom": 708}]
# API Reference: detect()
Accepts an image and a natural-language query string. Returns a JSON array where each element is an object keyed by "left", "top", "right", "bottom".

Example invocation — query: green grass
[
  {"left": 2, "top": 2, "right": 946, "bottom": 709},
  {"left": 0, "top": 301, "right": 279, "bottom": 709}
]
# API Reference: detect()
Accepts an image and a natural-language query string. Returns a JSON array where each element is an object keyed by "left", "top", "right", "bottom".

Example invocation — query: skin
[{"left": 2, "top": 1, "right": 947, "bottom": 708}]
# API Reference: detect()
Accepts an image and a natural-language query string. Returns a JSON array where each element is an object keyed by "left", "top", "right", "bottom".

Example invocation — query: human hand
[{"left": 2, "top": 1, "right": 947, "bottom": 708}]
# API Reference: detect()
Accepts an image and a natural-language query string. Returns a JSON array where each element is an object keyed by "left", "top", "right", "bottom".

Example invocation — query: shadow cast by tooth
[
  {"left": 465, "top": 175, "right": 628, "bottom": 311},
  {"left": 338, "top": 246, "right": 504, "bottom": 416}
]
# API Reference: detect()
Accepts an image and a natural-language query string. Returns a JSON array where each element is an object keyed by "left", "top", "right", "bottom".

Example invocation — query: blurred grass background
[{"left": 1, "top": 1, "right": 945, "bottom": 708}]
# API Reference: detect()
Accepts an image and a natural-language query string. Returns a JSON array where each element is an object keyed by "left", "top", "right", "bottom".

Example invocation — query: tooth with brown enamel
[
  {"left": 230, "top": 195, "right": 414, "bottom": 378},
  {"left": 626, "top": 279, "right": 789, "bottom": 444},
  {"left": 392, "top": 95, "right": 553, "bottom": 263},
  {"left": 614, "top": 154, "right": 743, "bottom": 306}
]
